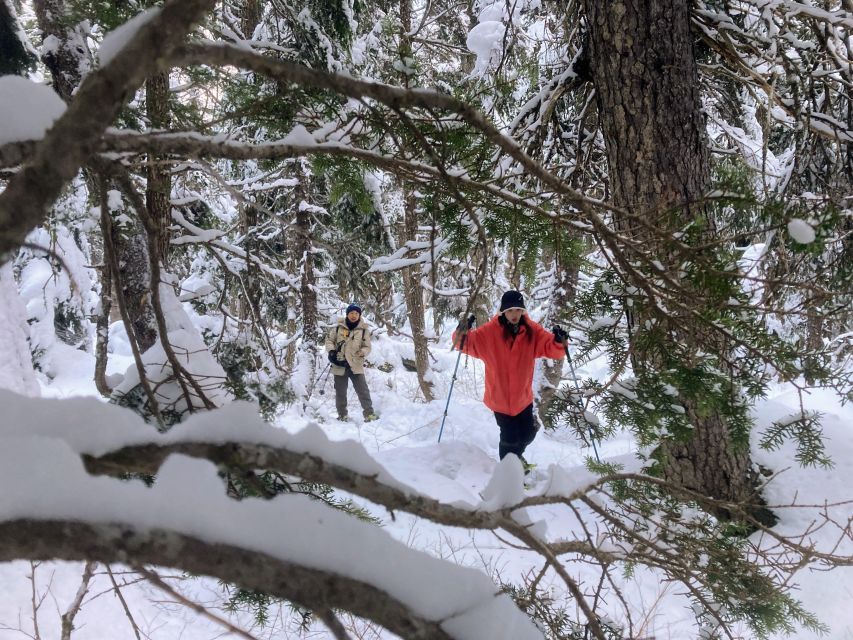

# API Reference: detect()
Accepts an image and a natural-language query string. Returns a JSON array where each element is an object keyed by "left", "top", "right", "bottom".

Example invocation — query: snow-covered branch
[
  {"left": 0, "top": 0, "right": 216, "bottom": 256},
  {"left": 0, "top": 518, "right": 459, "bottom": 640},
  {"left": 168, "top": 41, "right": 603, "bottom": 212},
  {"left": 0, "top": 392, "right": 542, "bottom": 640}
]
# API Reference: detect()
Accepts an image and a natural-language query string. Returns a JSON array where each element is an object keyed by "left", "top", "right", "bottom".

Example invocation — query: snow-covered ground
[{"left": 1, "top": 318, "right": 852, "bottom": 640}]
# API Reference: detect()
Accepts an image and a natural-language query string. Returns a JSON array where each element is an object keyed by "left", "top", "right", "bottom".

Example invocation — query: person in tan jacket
[{"left": 324, "top": 303, "right": 377, "bottom": 421}]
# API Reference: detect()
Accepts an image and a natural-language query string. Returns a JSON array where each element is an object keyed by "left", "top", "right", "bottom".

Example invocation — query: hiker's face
[
  {"left": 504, "top": 308, "right": 524, "bottom": 325},
  {"left": 347, "top": 310, "right": 361, "bottom": 323}
]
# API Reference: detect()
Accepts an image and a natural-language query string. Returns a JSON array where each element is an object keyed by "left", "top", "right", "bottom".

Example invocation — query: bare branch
[
  {"left": 135, "top": 566, "right": 260, "bottom": 640},
  {"left": 105, "top": 566, "right": 142, "bottom": 640},
  {"left": 60, "top": 561, "right": 96, "bottom": 640}
]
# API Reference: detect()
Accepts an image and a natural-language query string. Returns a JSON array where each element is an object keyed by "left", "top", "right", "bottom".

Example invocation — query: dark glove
[
  {"left": 455, "top": 314, "right": 476, "bottom": 335},
  {"left": 327, "top": 350, "right": 338, "bottom": 365},
  {"left": 552, "top": 325, "right": 568, "bottom": 345}
]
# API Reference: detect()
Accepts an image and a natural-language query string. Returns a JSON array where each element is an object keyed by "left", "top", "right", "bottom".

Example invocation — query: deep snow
[{"left": 0, "top": 314, "right": 852, "bottom": 640}]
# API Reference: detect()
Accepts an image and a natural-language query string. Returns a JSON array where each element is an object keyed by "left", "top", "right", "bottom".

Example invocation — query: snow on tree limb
[
  {"left": 0, "top": 519, "right": 459, "bottom": 640},
  {"left": 3, "top": 386, "right": 853, "bottom": 639},
  {"left": 0, "top": 0, "right": 216, "bottom": 257},
  {"left": 0, "top": 399, "right": 544, "bottom": 640},
  {"left": 168, "top": 41, "right": 603, "bottom": 211}
]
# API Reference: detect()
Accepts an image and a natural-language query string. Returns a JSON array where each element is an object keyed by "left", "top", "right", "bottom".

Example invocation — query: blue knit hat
[{"left": 346, "top": 303, "right": 362, "bottom": 315}]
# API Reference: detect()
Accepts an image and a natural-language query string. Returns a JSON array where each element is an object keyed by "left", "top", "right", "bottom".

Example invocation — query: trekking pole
[
  {"left": 563, "top": 342, "right": 601, "bottom": 462},
  {"left": 438, "top": 315, "right": 476, "bottom": 443},
  {"left": 314, "top": 362, "right": 332, "bottom": 398}
]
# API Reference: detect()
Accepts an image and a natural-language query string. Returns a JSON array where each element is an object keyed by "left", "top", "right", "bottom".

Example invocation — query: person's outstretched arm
[
  {"left": 452, "top": 315, "right": 484, "bottom": 359},
  {"left": 532, "top": 322, "right": 567, "bottom": 359}
]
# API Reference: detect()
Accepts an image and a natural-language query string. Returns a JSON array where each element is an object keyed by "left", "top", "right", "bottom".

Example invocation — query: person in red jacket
[{"left": 453, "top": 290, "right": 567, "bottom": 464}]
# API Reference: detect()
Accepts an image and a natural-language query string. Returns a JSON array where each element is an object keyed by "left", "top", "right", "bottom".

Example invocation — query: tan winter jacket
[{"left": 325, "top": 317, "right": 372, "bottom": 375}]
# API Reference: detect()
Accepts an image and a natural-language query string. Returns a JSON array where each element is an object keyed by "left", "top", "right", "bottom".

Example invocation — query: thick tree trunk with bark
[
  {"left": 240, "top": 0, "right": 262, "bottom": 40},
  {"left": 145, "top": 72, "right": 172, "bottom": 264},
  {"left": 296, "top": 182, "right": 318, "bottom": 347},
  {"left": 583, "top": 0, "right": 756, "bottom": 508},
  {"left": 111, "top": 218, "right": 157, "bottom": 353},
  {"left": 238, "top": 204, "right": 260, "bottom": 324},
  {"left": 402, "top": 188, "right": 434, "bottom": 401},
  {"left": 33, "top": 0, "right": 90, "bottom": 102},
  {"left": 398, "top": 0, "right": 434, "bottom": 401}
]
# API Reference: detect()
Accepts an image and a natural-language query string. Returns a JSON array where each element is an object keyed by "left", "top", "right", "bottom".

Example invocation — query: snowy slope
[{"left": 0, "top": 318, "right": 852, "bottom": 639}]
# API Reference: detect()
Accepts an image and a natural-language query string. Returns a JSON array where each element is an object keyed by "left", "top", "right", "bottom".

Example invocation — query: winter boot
[{"left": 363, "top": 413, "right": 379, "bottom": 422}]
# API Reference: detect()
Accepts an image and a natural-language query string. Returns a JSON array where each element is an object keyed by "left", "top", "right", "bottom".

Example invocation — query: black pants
[{"left": 494, "top": 403, "right": 539, "bottom": 459}]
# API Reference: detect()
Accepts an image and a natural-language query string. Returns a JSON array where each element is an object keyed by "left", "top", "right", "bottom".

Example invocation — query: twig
[
  {"left": 134, "top": 565, "right": 262, "bottom": 640},
  {"left": 106, "top": 565, "right": 142, "bottom": 640},
  {"left": 316, "top": 609, "right": 353, "bottom": 640},
  {"left": 60, "top": 561, "right": 96, "bottom": 640}
]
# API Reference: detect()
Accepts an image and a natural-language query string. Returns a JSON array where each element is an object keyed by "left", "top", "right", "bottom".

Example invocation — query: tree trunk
[
  {"left": 33, "top": 0, "right": 90, "bottom": 102},
  {"left": 0, "top": 0, "right": 35, "bottom": 75},
  {"left": 583, "top": 0, "right": 756, "bottom": 508},
  {"left": 240, "top": 0, "right": 262, "bottom": 40},
  {"left": 237, "top": 0, "right": 263, "bottom": 327},
  {"left": 94, "top": 181, "right": 114, "bottom": 397},
  {"left": 296, "top": 173, "right": 319, "bottom": 347},
  {"left": 401, "top": 188, "right": 434, "bottom": 401},
  {"left": 238, "top": 204, "right": 259, "bottom": 324},
  {"left": 398, "top": 0, "right": 434, "bottom": 402},
  {"left": 536, "top": 237, "right": 579, "bottom": 426},
  {"left": 145, "top": 71, "right": 172, "bottom": 264},
  {"left": 111, "top": 217, "right": 157, "bottom": 353}
]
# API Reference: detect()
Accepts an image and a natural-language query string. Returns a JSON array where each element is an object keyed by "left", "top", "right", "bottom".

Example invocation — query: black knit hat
[
  {"left": 346, "top": 303, "right": 362, "bottom": 315},
  {"left": 499, "top": 290, "right": 525, "bottom": 312}
]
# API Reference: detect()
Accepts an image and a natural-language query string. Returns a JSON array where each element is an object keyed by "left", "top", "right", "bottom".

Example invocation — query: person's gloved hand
[
  {"left": 455, "top": 314, "right": 476, "bottom": 335},
  {"left": 552, "top": 325, "right": 568, "bottom": 345},
  {"left": 327, "top": 350, "right": 339, "bottom": 365}
]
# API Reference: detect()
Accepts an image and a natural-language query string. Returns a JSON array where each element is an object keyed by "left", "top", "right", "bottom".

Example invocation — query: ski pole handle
[{"left": 439, "top": 317, "right": 476, "bottom": 443}]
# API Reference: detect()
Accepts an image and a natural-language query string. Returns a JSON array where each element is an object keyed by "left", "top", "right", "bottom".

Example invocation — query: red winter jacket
[{"left": 453, "top": 315, "right": 565, "bottom": 416}]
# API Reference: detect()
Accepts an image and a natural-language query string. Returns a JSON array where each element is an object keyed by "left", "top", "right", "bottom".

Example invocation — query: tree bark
[
  {"left": 145, "top": 71, "right": 172, "bottom": 264},
  {"left": 237, "top": 0, "right": 263, "bottom": 327},
  {"left": 0, "top": 0, "right": 35, "bottom": 75},
  {"left": 583, "top": 0, "right": 756, "bottom": 508},
  {"left": 240, "top": 0, "right": 262, "bottom": 40},
  {"left": 110, "top": 217, "right": 158, "bottom": 353},
  {"left": 536, "top": 239, "right": 578, "bottom": 426},
  {"left": 296, "top": 166, "right": 319, "bottom": 398},
  {"left": 398, "top": 0, "right": 434, "bottom": 401},
  {"left": 401, "top": 187, "right": 434, "bottom": 401},
  {"left": 33, "top": 0, "right": 90, "bottom": 102},
  {"left": 94, "top": 180, "right": 114, "bottom": 396}
]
